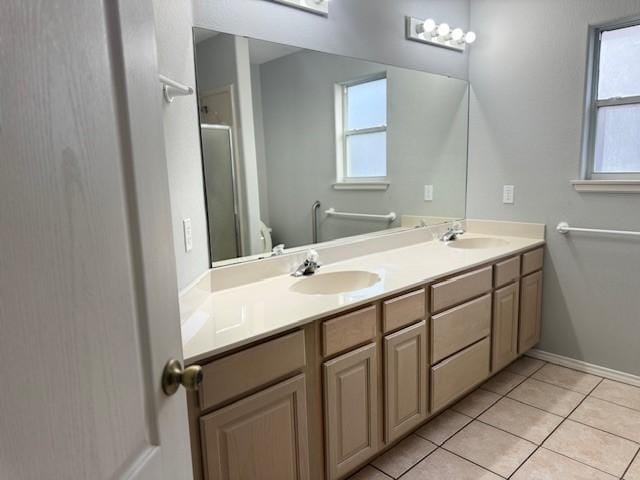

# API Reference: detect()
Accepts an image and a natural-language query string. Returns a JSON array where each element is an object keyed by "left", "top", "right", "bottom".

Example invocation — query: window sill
[
  {"left": 571, "top": 180, "right": 640, "bottom": 193},
  {"left": 333, "top": 181, "right": 390, "bottom": 191}
]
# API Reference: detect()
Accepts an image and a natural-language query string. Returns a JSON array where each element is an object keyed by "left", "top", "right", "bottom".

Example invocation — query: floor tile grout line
[
  {"left": 439, "top": 445, "right": 509, "bottom": 478},
  {"left": 509, "top": 355, "right": 547, "bottom": 378},
  {"left": 621, "top": 446, "right": 640, "bottom": 480},
  {"left": 370, "top": 439, "right": 439, "bottom": 479},
  {"left": 414, "top": 411, "right": 474, "bottom": 447},
  {"left": 535, "top": 361, "right": 609, "bottom": 382},
  {"left": 586, "top": 392, "right": 640, "bottom": 415},
  {"left": 451, "top": 391, "right": 503, "bottom": 419},
  {"left": 507, "top": 445, "right": 541, "bottom": 479},
  {"left": 473, "top": 416, "right": 557, "bottom": 447},
  {"left": 479, "top": 373, "right": 528, "bottom": 397},
  {"left": 368, "top": 461, "right": 398, "bottom": 479},
  {"left": 393, "top": 446, "right": 442, "bottom": 480},
  {"left": 507, "top": 377, "right": 603, "bottom": 478},
  {"left": 536, "top": 446, "right": 626, "bottom": 478},
  {"left": 566, "top": 417, "right": 640, "bottom": 446},
  {"left": 533, "top": 377, "right": 639, "bottom": 477},
  {"left": 502, "top": 394, "right": 571, "bottom": 419},
  {"left": 527, "top": 374, "right": 601, "bottom": 395},
  {"left": 590, "top": 375, "right": 640, "bottom": 391}
]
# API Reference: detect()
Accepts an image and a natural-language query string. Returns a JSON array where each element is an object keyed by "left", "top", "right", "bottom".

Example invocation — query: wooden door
[
  {"left": 384, "top": 321, "right": 428, "bottom": 443},
  {"left": 200, "top": 375, "right": 310, "bottom": 480},
  {"left": 492, "top": 282, "right": 520, "bottom": 371},
  {"left": 0, "top": 1, "right": 192, "bottom": 478},
  {"left": 519, "top": 271, "right": 543, "bottom": 353},
  {"left": 324, "top": 343, "right": 379, "bottom": 480}
]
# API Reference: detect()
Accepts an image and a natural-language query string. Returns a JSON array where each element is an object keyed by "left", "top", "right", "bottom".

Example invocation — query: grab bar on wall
[
  {"left": 557, "top": 222, "right": 640, "bottom": 238},
  {"left": 312, "top": 201, "right": 321, "bottom": 244},
  {"left": 158, "top": 74, "right": 194, "bottom": 103},
  {"left": 325, "top": 208, "right": 397, "bottom": 222}
]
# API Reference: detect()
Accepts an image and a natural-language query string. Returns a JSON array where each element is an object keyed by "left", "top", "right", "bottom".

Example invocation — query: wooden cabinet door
[
  {"left": 519, "top": 271, "right": 543, "bottom": 353},
  {"left": 200, "top": 375, "right": 310, "bottom": 480},
  {"left": 492, "top": 282, "right": 520, "bottom": 371},
  {"left": 384, "top": 320, "right": 428, "bottom": 443},
  {"left": 324, "top": 343, "right": 379, "bottom": 480}
]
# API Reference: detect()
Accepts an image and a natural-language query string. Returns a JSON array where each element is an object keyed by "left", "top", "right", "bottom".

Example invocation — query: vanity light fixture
[
  {"left": 405, "top": 16, "right": 476, "bottom": 52},
  {"left": 268, "top": 0, "right": 329, "bottom": 16}
]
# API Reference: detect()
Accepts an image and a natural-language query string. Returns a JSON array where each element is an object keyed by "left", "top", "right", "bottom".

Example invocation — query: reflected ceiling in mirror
[{"left": 191, "top": 28, "right": 469, "bottom": 267}]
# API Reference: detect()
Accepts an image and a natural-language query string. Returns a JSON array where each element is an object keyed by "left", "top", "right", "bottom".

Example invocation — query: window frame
[
  {"left": 334, "top": 72, "right": 389, "bottom": 188},
  {"left": 582, "top": 18, "right": 640, "bottom": 180}
]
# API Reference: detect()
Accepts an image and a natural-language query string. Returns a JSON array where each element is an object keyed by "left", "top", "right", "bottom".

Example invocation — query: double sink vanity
[{"left": 179, "top": 220, "right": 545, "bottom": 480}]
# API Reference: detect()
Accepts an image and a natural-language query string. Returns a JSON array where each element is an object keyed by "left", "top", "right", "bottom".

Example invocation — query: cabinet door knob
[{"left": 162, "top": 358, "right": 203, "bottom": 395}]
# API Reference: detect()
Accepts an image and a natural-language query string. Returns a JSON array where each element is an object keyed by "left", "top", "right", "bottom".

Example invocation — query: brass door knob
[{"left": 162, "top": 358, "right": 203, "bottom": 395}]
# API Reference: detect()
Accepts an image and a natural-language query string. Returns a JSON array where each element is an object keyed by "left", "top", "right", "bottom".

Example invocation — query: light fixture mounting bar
[
  {"left": 270, "top": 0, "right": 329, "bottom": 16},
  {"left": 405, "top": 16, "right": 466, "bottom": 52}
]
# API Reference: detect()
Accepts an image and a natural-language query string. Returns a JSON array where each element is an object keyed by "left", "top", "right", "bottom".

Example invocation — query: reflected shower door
[{"left": 201, "top": 124, "right": 241, "bottom": 262}]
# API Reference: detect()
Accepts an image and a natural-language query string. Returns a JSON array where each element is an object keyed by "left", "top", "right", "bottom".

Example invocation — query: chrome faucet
[
  {"left": 440, "top": 226, "right": 466, "bottom": 242},
  {"left": 271, "top": 244, "right": 285, "bottom": 256},
  {"left": 292, "top": 249, "right": 321, "bottom": 277}
]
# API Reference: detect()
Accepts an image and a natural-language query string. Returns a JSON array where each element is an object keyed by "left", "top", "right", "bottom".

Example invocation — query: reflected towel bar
[
  {"left": 159, "top": 74, "right": 194, "bottom": 103},
  {"left": 325, "top": 208, "right": 396, "bottom": 222},
  {"left": 557, "top": 222, "right": 640, "bottom": 238}
]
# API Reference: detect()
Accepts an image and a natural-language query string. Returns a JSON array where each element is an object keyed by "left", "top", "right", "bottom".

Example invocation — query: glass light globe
[
  {"left": 436, "top": 23, "right": 450, "bottom": 37},
  {"left": 451, "top": 28, "right": 464, "bottom": 42},
  {"left": 464, "top": 31, "right": 477, "bottom": 44},
  {"left": 422, "top": 18, "right": 436, "bottom": 33}
]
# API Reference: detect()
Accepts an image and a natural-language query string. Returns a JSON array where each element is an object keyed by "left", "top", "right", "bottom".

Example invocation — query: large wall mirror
[{"left": 191, "top": 28, "right": 469, "bottom": 266}]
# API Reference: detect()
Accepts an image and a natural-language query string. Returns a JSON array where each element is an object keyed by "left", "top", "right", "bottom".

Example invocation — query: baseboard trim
[{"left": 527, "top": 349, "right": 640, "bottom": 388}]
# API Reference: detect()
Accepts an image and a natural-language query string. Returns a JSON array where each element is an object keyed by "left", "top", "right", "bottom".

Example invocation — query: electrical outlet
[
  {"left": 183, "top": 218, "right": 193, "bottom": 252},
  {"left": 503, "top": 185, "right": 515, "bottom": 204},
  {"left": 424, "top": 185, "right": 433, "bottom": 201}
]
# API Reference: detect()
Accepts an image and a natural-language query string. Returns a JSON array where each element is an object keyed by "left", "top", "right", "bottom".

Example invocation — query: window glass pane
[
  {"left": 346, "top": 131, "right": 386, "bottom": 177},
  {"left": 346, "top": 78, "right": 387, "bottom": 130},
  {"left": 594, "top": 104, "right": 640, "bottom": 173},
  {"left": 598, "top": 24, "right": 640, "bottom": 99}
]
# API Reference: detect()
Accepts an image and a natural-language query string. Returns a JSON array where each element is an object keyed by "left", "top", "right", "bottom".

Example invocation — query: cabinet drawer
[
  {"left": 323, "top": 305, "right": 377, "bottom": 357},
  {"left": 431, "top": 338, "right": 490, "bottom": 412},
  {"left": 431, "top": 266, "right": 492, "bottom": 313},
  {"left": 494, "top": 256, "right": 521, "bottom": 288},
  {"left": 382, "top": 288, "right": 426, "bottom": 333},
  {"left": 430, "top": 294, "right": 491, "bottom": 364},
  {"left": 522, "top": 248, "right": 544, "bottom": 275},
  {"left": 199, "top": 330, "right": 306, "bottom": 410}
]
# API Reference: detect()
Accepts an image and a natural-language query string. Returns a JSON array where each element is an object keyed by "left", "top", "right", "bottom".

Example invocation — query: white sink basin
[
  {"left": 447, "top": 237, "right": 509, "bottom": 249},
  {"left": 290, "top": 270, "right": 381, "bottom": 295}
]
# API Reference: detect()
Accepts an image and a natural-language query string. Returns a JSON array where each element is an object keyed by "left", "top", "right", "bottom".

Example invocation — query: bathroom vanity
[
  {"left": 168, "top": 21, "right": 546, "bottom": 480},
  {"left": 180, "top": 224, "right": 545, "bottom": 480}
]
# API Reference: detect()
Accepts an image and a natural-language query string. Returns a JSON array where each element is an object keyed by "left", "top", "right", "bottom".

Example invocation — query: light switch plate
[
  {"left": 183, "top": 218, "right": 193, "bottom": 252},
  {"left": 503, "top": 185, "right": 515, "bottom": 204},
  {"left": 424, "top": 185, "right": 433, "bottom": 201}
]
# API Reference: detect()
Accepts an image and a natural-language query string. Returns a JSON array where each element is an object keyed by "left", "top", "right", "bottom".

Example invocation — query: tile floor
[{"left": 348, "top": 356, "right": 640, "bottom": 480}]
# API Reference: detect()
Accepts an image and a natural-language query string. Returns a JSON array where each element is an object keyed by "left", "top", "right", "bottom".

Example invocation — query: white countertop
[{"left": 181, "top": 229, "right": 544, "bottom": 364}]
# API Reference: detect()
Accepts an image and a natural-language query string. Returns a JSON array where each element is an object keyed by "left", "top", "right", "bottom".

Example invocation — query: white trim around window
[
  {"left": 578, "top": 17, "right": 640, "bottom": 192},
  {"left": 334, "top": 72, "right": 388, "bottom": 188}
]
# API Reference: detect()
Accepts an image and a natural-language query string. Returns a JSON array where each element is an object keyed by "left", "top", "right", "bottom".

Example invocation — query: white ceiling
[
  {"left": 193, "top": 29, "right": 218, "bottom": 44},
  {"left": 248, "top": 39, "right": 302, "bottom": 65},
  {"left": 194, "top": 28, "right": 302, "bottom": 65}
]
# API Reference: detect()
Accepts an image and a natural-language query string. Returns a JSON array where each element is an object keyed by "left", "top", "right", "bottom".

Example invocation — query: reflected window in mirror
[{"left": 336, "top": 74, "right": 388, "bottom": 183}]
